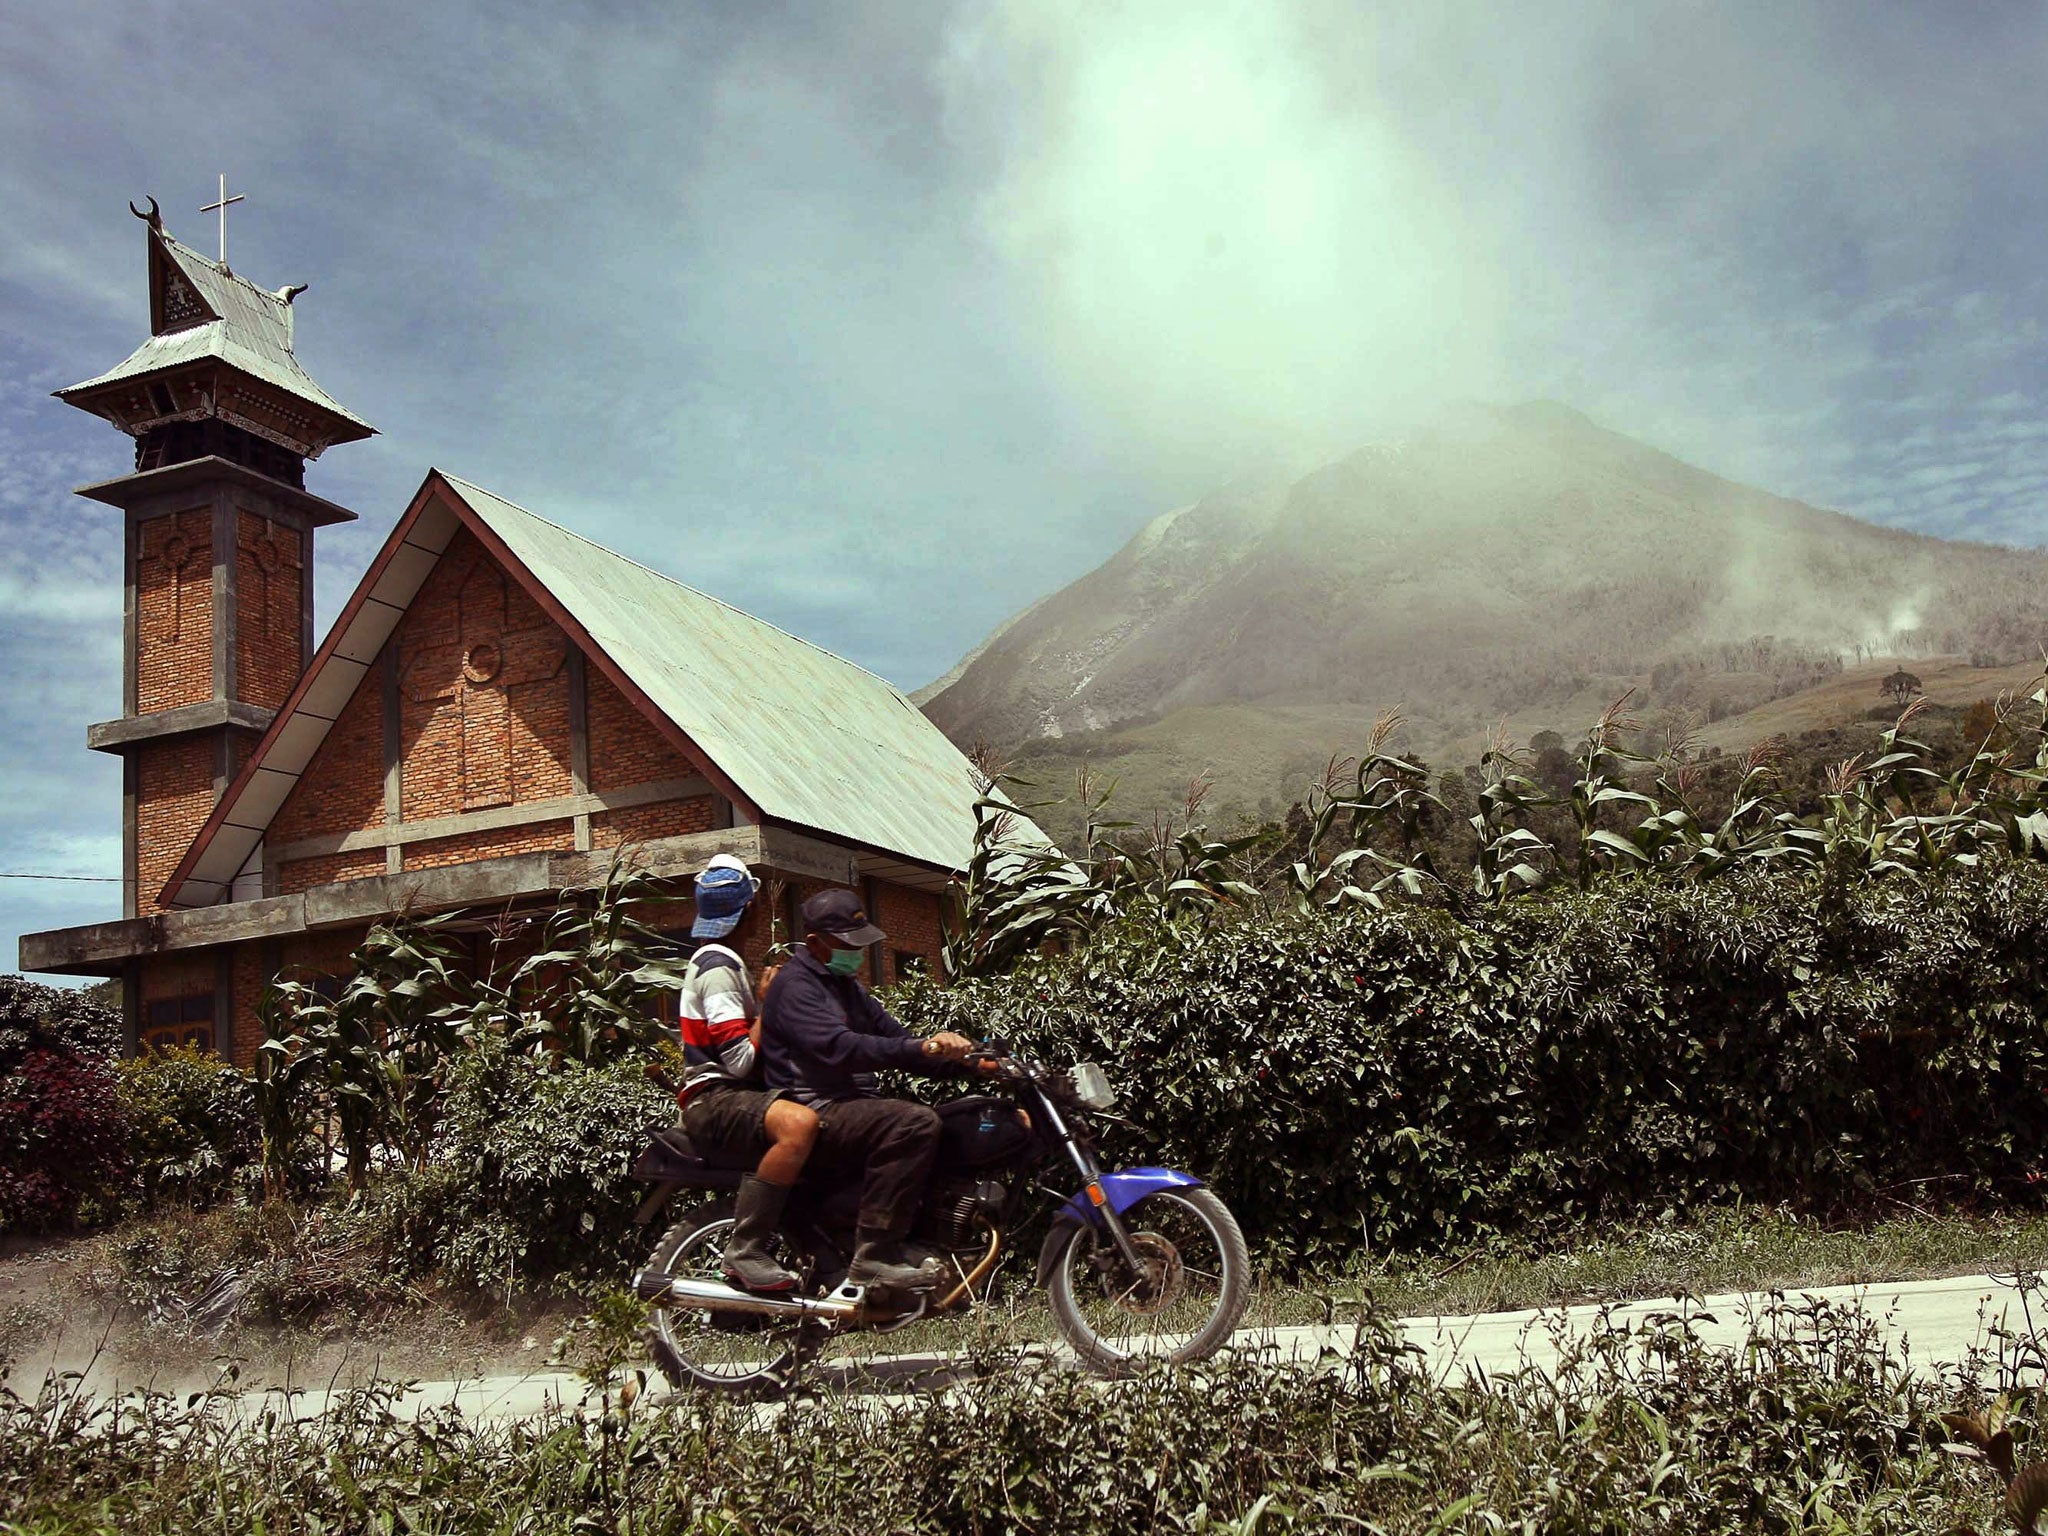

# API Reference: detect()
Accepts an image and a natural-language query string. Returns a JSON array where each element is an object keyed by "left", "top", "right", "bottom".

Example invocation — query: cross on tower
[{"left": 198, "top": 174, "right": 244, "bottom": 267}]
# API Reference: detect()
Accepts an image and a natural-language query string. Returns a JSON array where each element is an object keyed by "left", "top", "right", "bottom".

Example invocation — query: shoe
[
  {"left": 846, "top": 1234, "right": 945, "bottom": 1291},
  {"left": 721, "top": 1176, "right": 800, "bottom": 1293}
]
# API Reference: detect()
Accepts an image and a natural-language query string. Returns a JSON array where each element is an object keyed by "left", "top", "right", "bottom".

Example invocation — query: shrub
[
  {"left": 0, "top": 977, "right": 128, "bottom": 1234},
  {"left": 116, "top": 1047, "right": 260, "bottom": 1208},
  {"left": 0, "top": 1296, "right": 2010, "bottom": 1533},
  {"left": 894, "top": 862, "right": 2048, "bottom": 1269},
  {"left": 378, "top": 1035, "right": 673, "bottom": 1291}
]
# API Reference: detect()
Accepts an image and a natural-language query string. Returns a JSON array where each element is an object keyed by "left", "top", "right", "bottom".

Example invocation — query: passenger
[
  {"left": 759, "top": 888, "right": 983, "bottom": 1291},
  {"left": 676, "top": 854, "right": 817, "bottom": 1294}
]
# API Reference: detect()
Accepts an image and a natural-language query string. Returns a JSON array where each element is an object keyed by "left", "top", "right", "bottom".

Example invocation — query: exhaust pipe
[{"left": 632, "top": 1270, "right": 863, "bottom": 1321}]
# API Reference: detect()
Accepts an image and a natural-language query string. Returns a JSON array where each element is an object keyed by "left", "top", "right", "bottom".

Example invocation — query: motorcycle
[{"left": 627, "top": 1050, "right": 1249, "bottom": 1391}]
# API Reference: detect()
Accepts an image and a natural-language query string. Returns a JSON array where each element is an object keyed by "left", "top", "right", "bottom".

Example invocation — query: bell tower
[{"left": 56, "top": 193, "right": 376, "bottom": 920}]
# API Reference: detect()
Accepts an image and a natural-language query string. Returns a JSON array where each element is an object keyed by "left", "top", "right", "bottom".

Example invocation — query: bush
[
  {"left": 0, "top": 1296, "right": 2010, "bottom": 1533},
  {"left": 377, "top": 1036, "right": 673, "bottom": 1291},
  {"left": 116, "top": 1047, "right": 260, "bottom": 1208},
  {"left": 894, "top": 863, "right": 2048, "bottom": 1269},
  {"left": 0, "top": 977, "right": 128, "bottom": 1233}
]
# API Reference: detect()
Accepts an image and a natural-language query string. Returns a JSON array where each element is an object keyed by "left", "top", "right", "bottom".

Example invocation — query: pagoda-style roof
[{"left": 56, "top": 218, "right": 374, "bottom": 457}]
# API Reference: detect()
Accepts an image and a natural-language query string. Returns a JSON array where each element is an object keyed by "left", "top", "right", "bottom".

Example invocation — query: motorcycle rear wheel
[
  {"left": 1045, "top": 1186, "right": 1249, "bottom": 1375},
  {"left": 642, "top": 1200, "right": 805, "bottom": 1395}
]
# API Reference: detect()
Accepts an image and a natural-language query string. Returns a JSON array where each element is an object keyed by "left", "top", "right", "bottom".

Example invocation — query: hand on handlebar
[
  {"left": 923, "top": 1031, "right": 975, "bottom": 1062},
  {"left": 962, "top": 1045, "right": 1013, "bottom": 1077}
]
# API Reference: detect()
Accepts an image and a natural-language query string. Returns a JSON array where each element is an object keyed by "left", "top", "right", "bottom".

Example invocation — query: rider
[
  {"left": 759, "top": 888, "right": 981, "bottom": 1291},
  {"left": 676, "top": 854, "right": 818, "bottom": 1294}
]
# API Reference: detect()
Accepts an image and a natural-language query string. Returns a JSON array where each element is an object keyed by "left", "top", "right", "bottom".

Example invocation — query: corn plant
[{"left": 1289, "top": 712, "right": 1451, "bottom": 909}]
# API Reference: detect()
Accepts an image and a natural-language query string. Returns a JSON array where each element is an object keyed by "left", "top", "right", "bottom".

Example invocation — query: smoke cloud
[{"left": 940, "top": 2, "right": 1507, "bottom": 475}]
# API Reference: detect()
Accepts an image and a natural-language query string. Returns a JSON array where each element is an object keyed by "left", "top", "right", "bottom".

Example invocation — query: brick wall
[
  {"left": 271, "top": 655, "right": 385, "bottom": 847},
  {"left": 406, "top": 823, "right": 578, "bottom": 870},
  {"left": 135, "top": 736, "right": 216, "bottom": 915},
  {"left": 398, "top": 532, "right": 573, "bottom": 820},
  {"left": 278, "top": 848, "right": 384, "bottom": 895},
  {"left": 136, "top": 508, "right": 214, "bottom": 712},
  {"left": 872, "top": 881, "right": 946, "bottom": 982},
  {"left": 137, "top": 950, "right": 218, "bottom": 1053},
  {"left": 220, "top": 927, "right": 368, "bottom": 1067},
  {"left": 229, "top": 944, "right": 268, "bottom": 1069},
  {"left": 587, "top": 670, "right": 692, "bottom": 790},
  {"left": 234, "top": 509, "right": 303, "bottom": 709},
  {"left": 590, "top": 795, "right": 716, "bottom": 848}
]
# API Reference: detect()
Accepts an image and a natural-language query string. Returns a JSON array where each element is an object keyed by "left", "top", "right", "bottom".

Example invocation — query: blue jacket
[{"left": 760, "top": 947, "right": 926, "bottom": 1103}]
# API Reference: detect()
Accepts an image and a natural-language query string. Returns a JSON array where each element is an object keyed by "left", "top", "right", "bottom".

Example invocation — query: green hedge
[
  {"left": 117, "top": 1047, "right": 260, "bottom": 1208},
  {"left": 372, "top": 1037, "right": 674, "bottom": 1290},
  {"left": 893, "top": 862, "right": 2048, "bottom": 1267}
]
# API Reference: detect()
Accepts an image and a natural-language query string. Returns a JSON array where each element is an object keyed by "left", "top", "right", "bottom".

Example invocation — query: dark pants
[
  {"left": 811, "top": 1096, "right": 941, "bottom": 1239},
  {"left": 682, "top": 1082, "right": 777, "bottom": 1157}
]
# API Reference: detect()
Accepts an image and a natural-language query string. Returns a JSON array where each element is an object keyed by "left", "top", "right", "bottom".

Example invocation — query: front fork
[{"left": 1034, "top": 1087, "right": 1151, "bottom": 1277}]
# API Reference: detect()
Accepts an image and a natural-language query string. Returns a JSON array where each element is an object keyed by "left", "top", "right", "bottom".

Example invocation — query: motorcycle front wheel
[{"left": 1045, "top": 1185, "right": 1250, "bottom": 1375}]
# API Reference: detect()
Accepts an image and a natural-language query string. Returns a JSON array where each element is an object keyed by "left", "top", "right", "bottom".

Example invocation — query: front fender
[{"left": 1034, "top": 1167, "right": 1206, "bottom": 1287}]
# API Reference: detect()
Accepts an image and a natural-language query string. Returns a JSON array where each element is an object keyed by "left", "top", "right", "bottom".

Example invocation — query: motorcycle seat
[{"left": 630, "top": 1124, "right": 751, "bottom": 1185}]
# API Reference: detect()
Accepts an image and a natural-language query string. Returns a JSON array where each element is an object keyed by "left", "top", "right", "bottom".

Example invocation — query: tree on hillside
[{"left": 1881, "top": 669, "right": 1923, "bottom": 706}]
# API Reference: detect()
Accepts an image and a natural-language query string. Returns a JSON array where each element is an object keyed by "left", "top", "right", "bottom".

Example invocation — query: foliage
[
  {"left": 900, "top": 860, "right": 2048, "bottom": 1269},
  {"left": 0, "top": 974, "right": 121, "bottom": 1063},
  {"left": 115, "top": 1047, "right": 261, "bottom": 1209},
  {"left": 257, "top": 915, "right": 479, "bottom": 1192},
  {"left": 254, "top": 853, "right": 686, "bottom": 1197},
  {"left": 946, "top": 766, "right": 1261, "bottom": 978},
  {"left": 943, "top": 669, "right": 2048, "bottom": 974},
  {"left": 0, "top": 1293, "right": 2020, "bottom": 1533},
  {"left": 0, "top": 976, "right": 128, "bottom": 1234},
  {"left": 0, "top": 1048, "right": 129, "bottom": 1234},
  {"left": 369, "top": 1035, "right": 672, "bottom": 1291}
]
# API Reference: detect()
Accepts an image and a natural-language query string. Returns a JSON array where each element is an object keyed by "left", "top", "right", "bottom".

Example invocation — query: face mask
[{"left": 824, "top": 945, "right": 865, "bottom": 976}]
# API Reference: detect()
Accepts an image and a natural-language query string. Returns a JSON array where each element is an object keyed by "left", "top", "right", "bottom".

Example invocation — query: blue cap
[{"left": 691, "top": 854, "right": 758, "bottom": 939}]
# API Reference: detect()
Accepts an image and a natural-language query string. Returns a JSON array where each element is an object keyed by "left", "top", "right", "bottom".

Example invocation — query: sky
[{"left": 4, "top": 0, "right": 2048, "bottom": 972}]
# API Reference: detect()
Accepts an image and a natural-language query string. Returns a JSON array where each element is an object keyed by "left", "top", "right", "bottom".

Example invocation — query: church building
[{"left": 19, "top": 203, "right": 1015, "bottom": 1062}]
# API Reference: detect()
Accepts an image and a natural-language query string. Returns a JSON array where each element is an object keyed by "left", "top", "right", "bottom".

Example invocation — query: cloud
[{"left": 941, "top": 2, "right": 1508, "bottom": 475}]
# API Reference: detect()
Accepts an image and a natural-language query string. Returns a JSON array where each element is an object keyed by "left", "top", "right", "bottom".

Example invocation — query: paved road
[{"left": 250, "top": 1271, "right": 2048, "bottom": 1421}]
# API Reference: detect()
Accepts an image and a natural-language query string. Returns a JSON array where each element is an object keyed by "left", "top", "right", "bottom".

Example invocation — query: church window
[{"left": 144, "top": 992, "right": 215, "bottom": 1053}]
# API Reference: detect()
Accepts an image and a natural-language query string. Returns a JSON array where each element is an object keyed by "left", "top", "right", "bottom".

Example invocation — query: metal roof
[
  {"left": 57, "top": 230, "right": 374, "bottom": 436},
  {"left": 443, "top": 475, "right": 1036, "bottom": 873},
  {"left": 164, "top": 471, "right": 1043, "bottom": 907}
]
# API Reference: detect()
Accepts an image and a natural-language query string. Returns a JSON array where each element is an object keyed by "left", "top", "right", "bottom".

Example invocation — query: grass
[
  {"left": 1, "top": 1287, "right": 2024, "bottom": 1534},
  {"left": 1242, "top": 1202, "right": 2048, "bottom": 1330}
]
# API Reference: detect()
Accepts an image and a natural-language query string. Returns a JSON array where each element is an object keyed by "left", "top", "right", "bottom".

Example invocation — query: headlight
[{"left": 1070, "top": 1061, "right": 1116, "bottom": 1111}]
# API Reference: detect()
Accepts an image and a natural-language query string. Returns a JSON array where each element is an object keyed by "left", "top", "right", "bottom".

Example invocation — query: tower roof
[{"left": 56, "top": 216, "right": 374, "bottom": 451}]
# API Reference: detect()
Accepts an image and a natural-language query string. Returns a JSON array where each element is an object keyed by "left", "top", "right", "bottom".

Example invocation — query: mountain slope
[{"left": 923, "top": 403, "right": 2048, "bottom": 816}]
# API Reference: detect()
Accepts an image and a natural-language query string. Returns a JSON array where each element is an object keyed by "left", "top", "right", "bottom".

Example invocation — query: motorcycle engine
[{"left": 924, "top": 1177, "right": 1009, "bottom": 1250}]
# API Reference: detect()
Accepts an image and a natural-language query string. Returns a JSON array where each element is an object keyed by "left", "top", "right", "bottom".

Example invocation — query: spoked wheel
[
  {"left": 642, "top": 1201, "right": 806, "bottom": 1395},
  {"left": 1046, "top": 1186, "right": 1249, "bottom": 1375}
]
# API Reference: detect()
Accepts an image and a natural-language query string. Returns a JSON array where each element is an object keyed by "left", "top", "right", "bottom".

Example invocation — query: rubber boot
[
  {"left": 845, "top": 1231, "right": 945, "bottom": 1291},
  {"left": 721, "top": 1176, "right": 800, "bottom": 1293}
]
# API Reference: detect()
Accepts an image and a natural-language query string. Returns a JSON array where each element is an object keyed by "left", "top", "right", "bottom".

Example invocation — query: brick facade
[
  {"left": 134, "top": 736, "right": 217, "bottom": 916},
  {"left": 587, "top": 669, "right": 692, "bottom": 789},
  {"left": 135, "top": 508, "right": 214, "bottom": 713},
  {"left": 871, "top": 881, "right": 946, "bottom": 983},
  {"left": 234, "top": 509, "right": 305, "bottom": 709},
  {"left": 270, "top": 655, "right": 385, "bottom": 850},
  {"left": 590, "top": 796, "right": 717, "bottom": 848},
  {"left": 399, "top": 535, "right": 575, "bottom": 818}
]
